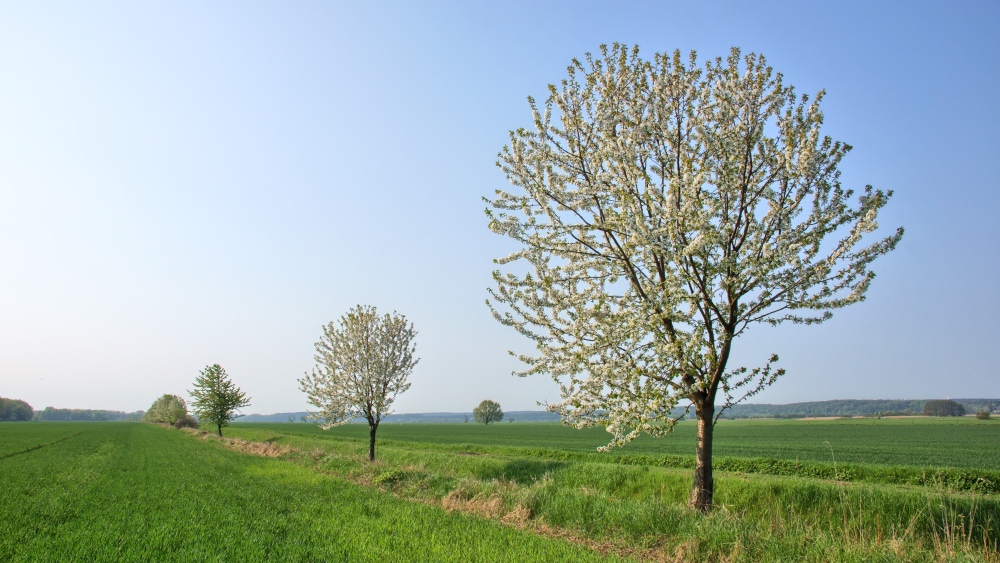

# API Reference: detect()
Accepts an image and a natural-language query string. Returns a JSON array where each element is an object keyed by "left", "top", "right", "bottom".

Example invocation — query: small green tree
[
  {"left": 473, "top": 400, "right": 504, "bottom": 425},
  {"left": 189, "top": 364, "right": 251, "bottom": 436}
]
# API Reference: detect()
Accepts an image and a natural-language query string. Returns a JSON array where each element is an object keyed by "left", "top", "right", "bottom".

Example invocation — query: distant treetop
[
  {"left": 473, "top": 400, "right": 504, "bottom": 425},
  {"left": 922, "top": 399, "right": 966, "bottom": 417}
]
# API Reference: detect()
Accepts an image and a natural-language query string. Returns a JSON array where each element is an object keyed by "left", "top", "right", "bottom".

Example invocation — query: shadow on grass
[{"left": 475, "top": 459, "right": 568, "bottom": 485}]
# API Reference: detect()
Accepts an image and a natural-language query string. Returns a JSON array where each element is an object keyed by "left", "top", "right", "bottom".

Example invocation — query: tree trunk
[
  {"left": 217, "top": 423, "right": 222, "bottom": 437},
  {"left": 368, "top": 423, "right": 377, "bottom": 461},
  {"left": 690, "top": 402, "right": 714, "bottom": 513}
]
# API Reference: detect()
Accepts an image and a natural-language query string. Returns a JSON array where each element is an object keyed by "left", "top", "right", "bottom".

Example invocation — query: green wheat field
[{"left": 2, "top": 418, "right": 998, "bottom": 562}]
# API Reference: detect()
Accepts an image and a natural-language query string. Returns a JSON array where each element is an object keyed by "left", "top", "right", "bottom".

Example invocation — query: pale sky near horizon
[{"left": 1, "top": 1, "right": 997, "bottom": 415}]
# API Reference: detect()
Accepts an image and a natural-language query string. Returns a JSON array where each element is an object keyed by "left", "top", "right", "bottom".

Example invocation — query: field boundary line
[{"left": 0, "top": 431, "right": 85, "bottom": 460}]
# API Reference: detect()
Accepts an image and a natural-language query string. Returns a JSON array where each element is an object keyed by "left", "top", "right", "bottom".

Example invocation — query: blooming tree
[
  {"left": 189, "top": 364, "right": 250, "bottom": 436},
  {"left": 486, "top": 44, "right": 903, "bottom": 512},
  {"left": 142, "top": 394, "right": 189, "bottom": 426},
  {"left": 299, "top": 305, "right": 418, "bottom": 461}
]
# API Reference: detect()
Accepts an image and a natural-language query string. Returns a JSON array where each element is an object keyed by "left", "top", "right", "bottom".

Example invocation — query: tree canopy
[
  {"left": 299, "top": 305, "right": 418, "bottom": 461},
  {"left": 923, "top": 399, "right": 966, "bottom": 417},
  {"left": 142, "top": 394, "right": 189, "bottom": 426},
  {"left": 473, "top": 400, "right": 504, "bottom": 425},
  {"left": 0, "top": 397, "right": 33, "bottom": 421},
  {"left": 189, "top": 364, "right": 250, "bottom": 436},
  {"left": 486, "top": 44, "right": 902, "bottom": 511}
]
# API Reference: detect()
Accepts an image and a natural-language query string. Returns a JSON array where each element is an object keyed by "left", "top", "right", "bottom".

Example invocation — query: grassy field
[
  {"left": 3, "top": 419, "right": 998, "bottom": 562},
  {"left": 0, "top": 423, "right": 622, "bottom": 562},
  {"left": 225, "top": 418, "right": 1000, "bottom": 561},
  {"left": 249, "top": 417, "right": 1000, "bottom": 468}
]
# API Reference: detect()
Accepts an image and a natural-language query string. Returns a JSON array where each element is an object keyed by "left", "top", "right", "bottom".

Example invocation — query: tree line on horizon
[
  {"left": 10, "top": 397, "right": 997, "bottom": 423},
  {"left": 717, "top": 398, "right": 998, "bottom": 419}
]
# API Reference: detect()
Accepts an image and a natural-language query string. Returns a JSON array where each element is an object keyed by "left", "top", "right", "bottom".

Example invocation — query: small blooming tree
[
  {"left": 486, "top": 44, "right": 903, "bottom": 512},
  {"left": 299, "top": 305, "right": 418, "bottom": 461},
  {"left": 142, "top": 394, "right": 189, "bottom": 426}
]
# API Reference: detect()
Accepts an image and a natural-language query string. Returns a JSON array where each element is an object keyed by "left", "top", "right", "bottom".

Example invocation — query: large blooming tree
[
  {"left": 299, "top": 305, "right": 418, "bottom": 461},
  {"left": 486, "top": 44, "right": 902, "bottom": 512}
]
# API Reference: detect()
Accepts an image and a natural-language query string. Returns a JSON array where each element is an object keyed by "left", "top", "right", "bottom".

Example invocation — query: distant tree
[
  {"left": 142, "top": 394, "right": 189, "bottom": 425},
  {"left": 0, "top": 397, "right": 33, "bottom": 421},
  {"left": 976, "top": 411, "right": 991, "bottom": 420},
  {"left": 486, "top": 44, "right": 903, "bottom": 512},
  {"left": 922, "top": 400, "right": 966, "bottom": 417},
  {"left": 287, "top": 414, "right": 296, "bottom": 423},
  {"left": 17, "top": 400, "right": 32, "bottom": 420},
  {"left": 298, "top": 305, "right": 419, "bottom": 461},
  {"left": 463, "top": 414, "right": 470, "bottom": 423},
  {"left": 473, "top": 400, "right": 504, "bottom": 425},
  {"left": 189, "top": 364, "right": 251, "bottom": 436}
]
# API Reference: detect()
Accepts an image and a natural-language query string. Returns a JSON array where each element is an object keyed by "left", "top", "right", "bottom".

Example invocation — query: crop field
[
  {"left": 0, "top": 423, "right": 620, "bottom": 561},
  {"left": 243, "top": 417, "right": 1000, "bottom": 469},
  {"left": 3, "top": 419, "right": 999, "bottom": 562}
]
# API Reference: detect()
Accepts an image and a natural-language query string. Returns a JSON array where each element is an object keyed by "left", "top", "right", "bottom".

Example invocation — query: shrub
[
  {"left": 374, "top": 469, "right": 408, "bottom": 487},
  {"left": 976, "top": 410, "right": 991, "bottom": 420},
  {"left": 174, "top": 414, "right": 200, "bottom": 429}
]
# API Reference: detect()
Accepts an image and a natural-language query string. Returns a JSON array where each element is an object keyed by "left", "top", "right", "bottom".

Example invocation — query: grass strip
[
  {"left": 221, "top": 425, "right": 1000, "bottom": 562},
  {"left": 253, "top": 427, "right": 1000, "bottom": 495}
]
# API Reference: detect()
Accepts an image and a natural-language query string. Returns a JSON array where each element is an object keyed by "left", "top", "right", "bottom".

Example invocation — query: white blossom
[
  {"left": 298, "top": 305, "right": 418, "bottom": 460},
  {"left": 486, "top": 44, "right": 902, "bottom": 511}
]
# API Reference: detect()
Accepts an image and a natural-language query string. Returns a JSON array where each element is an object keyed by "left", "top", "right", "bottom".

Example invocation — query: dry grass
[
  {"left": 182, "top": 430, "right": 294, "bottom": 459},
  {"left": 441, "top": 490, "right": 506, "bottom": 519},
  {"left": 529, "top": 521, "right": 674, "bottom": 563},
  {"left": 226, "top": 438, "right": 293, "bottom": 458},
  {"left": 439, "top": 490, "right": 532, "bottom": 526}
]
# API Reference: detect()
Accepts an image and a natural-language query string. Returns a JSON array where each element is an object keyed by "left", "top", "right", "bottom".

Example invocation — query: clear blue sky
[{"left": 1, "top": 1, "right": 997, "bottom": 414}]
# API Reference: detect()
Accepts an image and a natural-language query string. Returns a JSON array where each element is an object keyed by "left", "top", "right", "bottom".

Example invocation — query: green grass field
[
  {"left": 255, "top": 417, "right": 1000, "bottom": 468},
  {"left": 3, "top": 419, "right": 998, "bottom": 562},
  {"left": 0, "top": 423, "right": 622, "bottom": 562},
  {"left": 227, "top": 418, "right": 1000, "bottom": 561}
]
